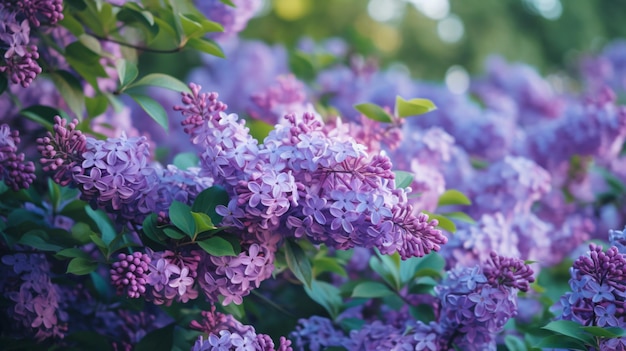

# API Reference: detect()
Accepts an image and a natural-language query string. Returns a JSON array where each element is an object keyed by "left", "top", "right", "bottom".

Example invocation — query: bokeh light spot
[
  {"left": 437, "top": 15, "right": 464, "bottom": 43},
  {"left": 445, "top": 65, "right": 470, "bottom": 94},
  {"left": 274, "top": 0, "right": 311, "bottom": 21},
  {"left": 408, "top": 0, "right": 450, "bottom": 20}
]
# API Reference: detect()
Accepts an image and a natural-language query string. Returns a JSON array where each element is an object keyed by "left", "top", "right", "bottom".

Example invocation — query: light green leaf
[
  {"left": 197, "top": 236, "right": 237, "bottom": 256},
  {"left": 423, "top": 211, "right": 456, "bottom": 233},
  {"left": 393, "top": 170, "right": 414, "bottom": 189},
  {"left": 78, "top": 34, "right": 102, "bottom": 54},
  {"left": 303, "top": 279, "right": 342, "bottom": 319},
  {"left": 437, "top": 189, "right": 472, "bottom": 207},
  {"left": 191, "top": 212, "right": 216, "bottom": 233},
  {"left": 504, "top": 335, "right": 528, "bottom": 351},
  {"left": 354, "top": 103, "right": 393, "bottom": 123},
  {"left": 116, "top": 59, "right": 139, "bottom": 88},
  {"left": 351, "top": 281, "right": 395, "bottom": 298},
  {"left": 173, "top": 152, "right": 199, "bottom": 169},
  {"left": 441, "top": 211, "right": 475, "bottom": 224},
  {"left": 395, "top": 96, "right": 437, "bottom": 117},
  {"left": 128, "top": 73, "right": 191, "bottom": 93},
  {"left": 313, "top": 257, "right": 347, "bottom": 278},
  {"left": 186, "top": 37, "right": 225, "bottom": 58}
]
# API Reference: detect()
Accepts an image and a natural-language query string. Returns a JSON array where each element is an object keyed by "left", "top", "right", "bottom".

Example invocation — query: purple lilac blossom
[
  {"left": 176, "top": 83, "right": 446, "bottom": 259},
  {"left": 195, "top": 0, "right": 262, "bottom": 42},
  {"left": 190, "top": 306, "right": 293, "bottom": 351},
  {"left": 0, "top": 124, "right": 36, "bottom": 190},
  {"left": 581, "top": 39, "right": 626, "bottom": 93},
  {"left": 143, "top": 249, "right": 202, "bottom": 305},
  {"left": 0, "top": 252, "right": 66, "bottom": 341},
  {"left": 554, "top": 240, "right": 626, "bottom": 329},
  {"left": 248, "top": 74, "right": 314, "bottom": 126}
]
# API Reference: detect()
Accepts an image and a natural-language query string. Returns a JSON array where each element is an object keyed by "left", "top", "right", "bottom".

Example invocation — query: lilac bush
[{"left": 2, "top": 0, "right": 626, "bottom": 350}]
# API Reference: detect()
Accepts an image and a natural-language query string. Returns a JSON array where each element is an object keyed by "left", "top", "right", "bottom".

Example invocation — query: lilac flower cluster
[
  {"left": 190, "top": 306, "right": 293, "bottom": 351},
  {"left": 0, "top": 124, "right": 36, "bottom": 190},
  {"left": 0, "top": 0, "right": 63, "bottom": 87},
  {"left": 248, "top": 74, "right": 312, "bottom": 125},
  {"left": 0, "top": 252, "right": 65, "bottom": 341},
  {"left": 195, "top": 0, "right": 262, "bottom": 42},
  {"left": 555, "top": 239, "right": 626, "bottom": 329},
  {"left": 291, "top": 254, "right": 534, "bottom": 351},
  {"left": 175, "top": 83, "right": 446, "bottom": 259}
]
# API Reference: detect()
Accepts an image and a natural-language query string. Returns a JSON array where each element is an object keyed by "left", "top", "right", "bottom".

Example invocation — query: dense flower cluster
[
  {"left": 175, "top": 83, "right": 446, "bottom": 259},
  {"left": 190, "top": 306, "right": 293, "bottom": 351},
  {"left": 195, "top": 0, "right": 262, "bottom": 41},
  {"left": 555, "top": 238, "right": 626, "bottom": 329},
  {"left": 0, "top": 0, "right": 63, "bottom": 87},
  {"left": 0, "top": 124, "right": 36, "bottom": 190},
  {"left": 291, "top": 253, "right": 534, "bottom": 351}
]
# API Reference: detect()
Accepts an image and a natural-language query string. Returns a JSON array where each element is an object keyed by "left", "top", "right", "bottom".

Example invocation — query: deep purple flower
[{"left": 0, "top": 124, "right": 36, "bottom": 190}]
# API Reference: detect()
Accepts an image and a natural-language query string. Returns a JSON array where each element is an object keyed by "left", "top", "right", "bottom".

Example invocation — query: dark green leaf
[
  {"left": 135, "top": 323, "right": 175, "bottom": 351},
  {"left": 192, "top": 186, "right": 230, "bottom": 225},
  {"left": 59, "top": 14, "right": 85, "bottom": 36},
  {"left": 354, "top": 103, "right": 393, "bottom": 123},
  {"left": 197, "top": 236, "right": 237, "bottom": 256},
  {"left": 351, "top": 281, "right": 394, "bottom": 298},
  {"left": 66, "top": 257, "right": 98, "bottom": 275},
  {"left": 71, "top": 222, "right": 95, "bottom": 244},
  {"left": 303, "top": 279, "right": 342, "bottom": 319},
  {"left": 541, "top": 320, "right": 596, "bottom": 345},
  {"left": 163, "top": 227, "right": 186, "bottom": 240},
  {"left": 284, "top": 239, "right": 313, "bottom": 288},
  {"left": 313, "top": 257, "right": 347, "bottom": 277},
  {"left": 128, "top": 93, "right": 169, "bottom": 131},
  {"left": 18, "top": 230, "right": 63, "bottom": 251},
  {"left": 141, "top": 213, "right": 166, "bottom": 243},
  {"left": 49, "top": 71, "right": 85, "bottom": 117},
  {"left": 55, "top": 247, "right": 90, "bottom": 259},
  {"left": 19, "top": 105, "right": 66, "bottom": 131},
  {"left": 186, "top": 37, "right": 225, "bottom": 58},
  {"left": 340, "top": 318, "right": 365, "bottom": 332},
  {"left": 395, "top": 96, "right": 437, "bottom": 117},
  {"left": 437, "top": 189, "right": 472, "bottom": 207},
  {"left": 173, "top": 152, "right": 199, "bottom": 169},
  {"left": 289, "top": 51, "right": 316, "bottom": 81},
  {"left": 169, "top": 201, "right": 195, "bottom": 237},
  {"left": 0, "top": 74, "right": 7, "bottom": 94},
  {"left": 534, "top": 335, "right": 587, "bottom": 350},
  {"left": 64, "top": 0, "right": 87, "bottom": 10},
  {"left": 85, "top": 95, "right": 109, "bottom": 118},
  {"left": 90, "top": 271, "right": 113, "bottom": 300},
  {"left": 580, "top": 326, "right": 626, "bottom": 338},
  {"left": 85, "top": 206, "right": 116, "bottom": 245},
  {"left": 128, "top": 73, "right": 191, "bottom": 93},
  {"left": 393, "top": 170, "right": 414, "bottom": 189}
]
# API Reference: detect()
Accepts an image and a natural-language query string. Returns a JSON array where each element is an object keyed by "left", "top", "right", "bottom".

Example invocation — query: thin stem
[{"left": 90, "top": 33, "right": 184, "bottom": 54}]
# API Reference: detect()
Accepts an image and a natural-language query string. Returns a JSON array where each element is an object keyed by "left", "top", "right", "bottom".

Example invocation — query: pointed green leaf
[
  {"left": 49, "top": 71, "right": 85, "bottom": 118},
  {"left": 116, "top": 59, "right": 139, "bottom": 87},
  {"left": 85, "top": 206, "right": 116, "bottom": 245},
  {"left": 541, "top": 320, "right": 596, "bottom": 345},
  {"left": 128, "top": 93, "right": 169, "bottom": 131},
  {"left": 66, "top": 257, "right": 98, "bottom": 275},
  {"left": 85, "top": 95, "right": 109, "bottom": 118},
  {"left": 191, "top": 212, "right": 216, "bottom": 233},
  {"left": 169, "top": 201, "right": 195, "bottom": 237},
  {"left": 303, "top": 279, "right": 342, "bottom": 319},
  {"left": 186, "top": 37, "right": 225, "bottom": 58},
  {"left": 393, "top": 170, "right": 414, "bottom": 189},
  {"left": 284, "top": 239, "right": 313, "bottom": 288},
  {"left": 19, "top": 105, "right": 68, "bottom": 131},
  {"left": 128, "top": 73, "right": 191, "bottom": 93},
  {"left": 437, "top": 189, "right": 472, "bottom": 207},
  {"left": 313, "top": 257, "right": 347, "bottom": 277},
  {"left": 395, "top": 96, "right": 437, "bottom": 117},
  {"left": 192, "top": 186, "right": 230, "bottom": 225},
  {"left": 18, "top": 230, "right": 63, "bottom": 251},
  {"left": 351, "top": 281, "right": 395, "bottom": 298},
  {"left": 423, "top": 211, "right": 456, "bottom": 233},
  {"left": 163, "top": 227, "right": 186, "bottom": 240},
  {"left": 197, "top": 236, "right": 237, "bottom": 257},
  {"left": 354, "top": 103, "right": 393, "bottom": 123},
  {"left": 56, "top": 248, "right": 91, "bottom": 259},
  {"left": 441, "top": 211, "right": 475, "bottom": 224}
]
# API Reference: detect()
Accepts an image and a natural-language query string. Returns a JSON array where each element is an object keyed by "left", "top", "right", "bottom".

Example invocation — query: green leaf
[
  {"left": 191, "top": 212, "right": 216, "bottom": 233},
  {"left": 289, "top": 51, "right": 315, "bottom": 81},
  {"left": 313, "top": 257, "right": 347, "bottom": 277},
  {"left": 340, "top": 318, "right": 365, "bottom": 332},
  {"left": 19, "top": 105, "right": 67, "bottom": 131},
  {"left": 219, "top": 0, "right": 236, "bottom": 6},
  {"left": 18, "top": 230, "right": 63, "bottom": 251},
  {"left": 354, "top": 103, "right": 393, "bottom": 123},
  {"left": 65, "top": 42, "right": 108, "bottom": 89},
  {"left": 424, "top": 212, "right": 456, "bottom": 233},
  {"left": 128, "top": 73, "right": 191, "bottom": 93},
  {"left": 141, "top": 213, "right": 166, "bottom": 243},
  {"left": 284, "top": 239, "right": 313, "bottom": 288},
  {"left": 169, "top": 201, "right": 195, "bottom": 237},
  {"left": 173, "top": 152, "right": 199, "bottom": 169},
  {"left": 163, "top": 227, "right": 186, "bottom": 240},
  {"left": 415, "top": 252, "right": 445, "bottom": 276},
  {"left": 393, "top": 170, "right": 414, "bottom": 189},
  {"left": 85, "top": 95, "right": 109, "bottom": 118},
  {"left": 49, "top": 71, "right": 85, "bottom": 117},
  {"left": 55, "top": 247, "right": 90, "bottom": 259},
  {"left": 395, "top": 96, "right": 437, "bottom": 117},
  {"left": 191, "top": 186, "right": 230, "bottom": 225},
  {"left": 303, "top": 279, "right": 342, "bottom": 319},
  {"left": 351, "top": 281, "right": 395, "bottom": 298},
  {"left": 441, "top": 211, "right": 475, "bottom": 224},
  {"left": 128, "top": 93, "right": 169, "bottom": 131},
  {"left": 135, "top": 323, "right": 175, "bottom": 351},
  {"left": 369, "top": 253, "right": 400, "bottom": 291},
  {"left": 85, "top": 206, "right": 116, "bottom": 245},
  {"left": 248, "top": 119, "right": 274, "bottom": 143},
  {"left": 0, "top": 74, "right": 7, "bottom": 95},
  {"left": 71, "top": 222, "right": 95, "bottom": 244},
  {"left": 59, "top": 13, "right": 85, "bottom": 36},
  {"left": 580, "top": 326, "right": 626, "bottom": 338},
  {"left": 504, "top": 335, "right": 528, "bottom": 351},
  {"left": 437, "top": 189, "right": 472, "bottom": 207},
  {"left": 534, "top": 335, "right": 587, "bottom": 350},
  {"left": 197, "top": 236, "right": 237, "bottom": 256},
  {"left": 78, "top": 34, "right": 102, "bottom": 54},
  {"left": 186, "top": 37, "right": 225, "bottom": 58},
  {"left": 178, "top": 13, "right": 203, "bottom": 38},
  {"left": 541, "top": 320, "right": 596, "bottom": 345},
  {"left": 116, "top": 59, "right": 139, "bottom": 88},
  {"left": 66, "top": 257, "right": 98, "bottom": 275}
]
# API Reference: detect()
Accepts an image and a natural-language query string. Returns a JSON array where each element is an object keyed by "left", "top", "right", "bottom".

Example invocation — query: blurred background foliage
[{"left": 235, "top": 0, "right": 626, "bottom": 82}]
